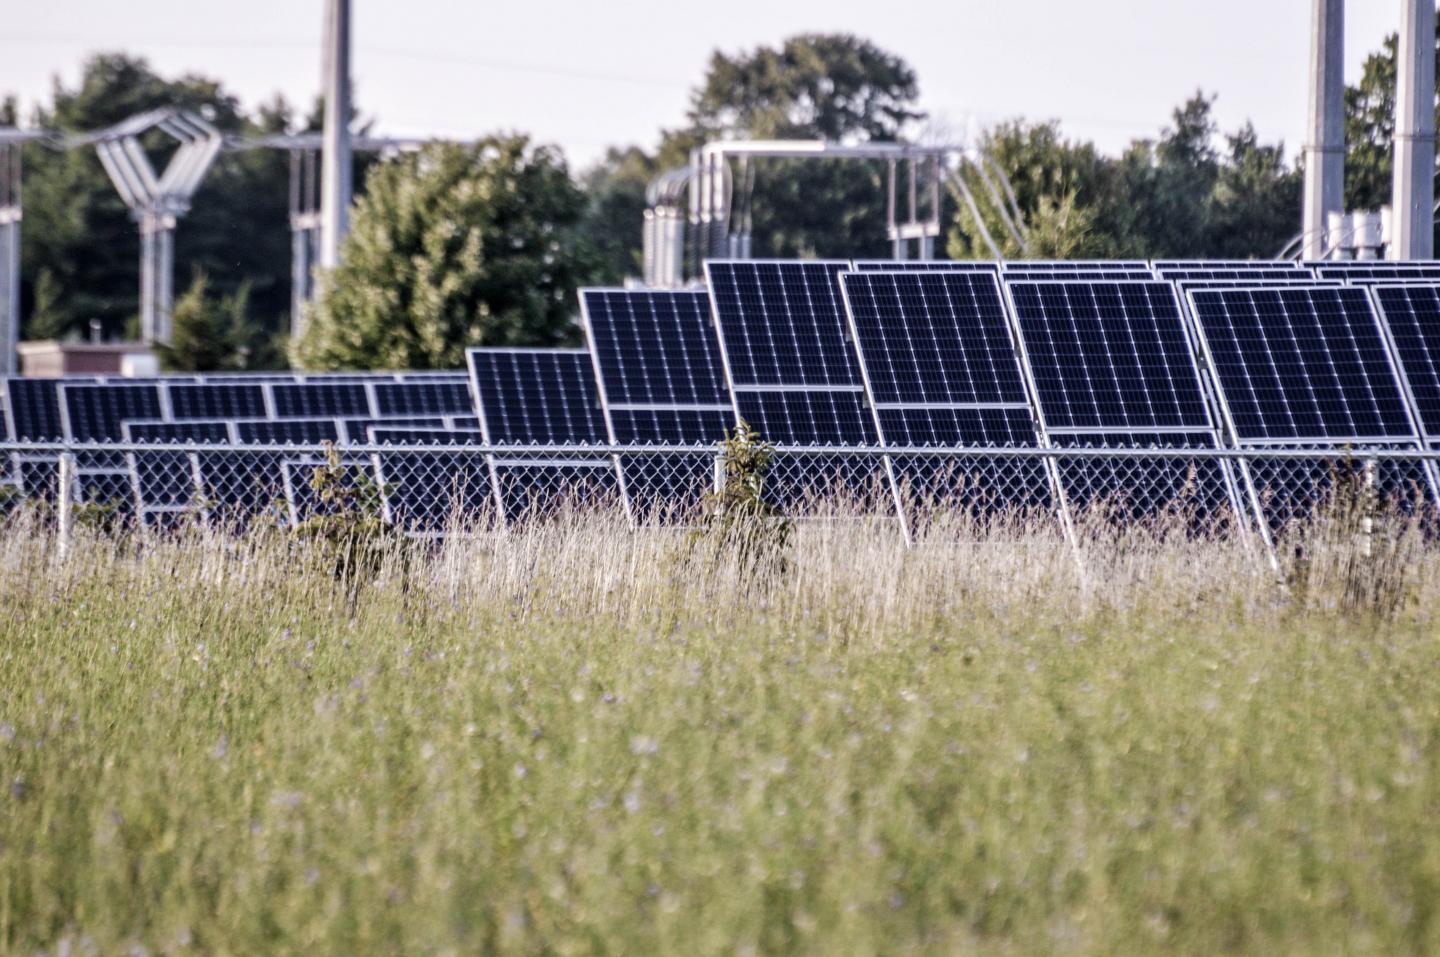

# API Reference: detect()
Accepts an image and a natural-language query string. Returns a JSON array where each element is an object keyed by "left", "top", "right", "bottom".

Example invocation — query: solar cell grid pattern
[
  {"left": 850, "top": 260, "right": 999, "bottom": 272},
  {"left": 270, "top": 382, "right": 371, "bottom": 418},
  {"left": 1158, "top": 268, "right": 1316, "bottom": 281},
  {"left": 705, "top": 260, "right": 878, "bottom": 444},
  {"left": 1003, "top": 261, "right": 1150, "bottom": 272},
  {"left": 581, "top": 288, "right": 732, "bottom": 444},
  {"left": 60, "top": 383, "right": 163, "bottom": 441},
  {"left": 4, "top": 378, "right": 89, "bottom": 440},
  {"left": 1153, "top": 260, "right": 1304, "bottom": 271},
  {"left": 372, "top": 381, "right": 474, "bottom": 416},
  {"left": 1007, "top": 281, "right": 1214, "bottom": 433},
  {"left": 1370, "top": 284, "right": 1440, "bottom": 437},
  {"left": 1003, "top": 270, "right": 1156, "bottom": 282},
  {"left": 466, "top": 349, "right": 607, "bottom": 444},
  {"left": 1316, "top": 264, "right": 1440, "bottom": 283},
  {"left": 167, "top": 383, "right": 268, "bottom": 420},
  {"left": 705, "top": 260, "right": 859, "bottom": 386},
  {"left": 1187, "top": 285, "right": 1416, "bottom": 441},
  {"left": 840, "top": 270, "right": 1037, "bottom": 447},
  {"left": 234, "top": 419, "right": 341, "bottom": 443}
]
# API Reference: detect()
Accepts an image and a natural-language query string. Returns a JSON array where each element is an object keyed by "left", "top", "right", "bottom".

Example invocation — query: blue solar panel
[
  {"left": 1007, "top": 282, "right": 1215, "bottom": 434},
  {"left": 367, "top": 427, "right": 493, "bottom": 531},
  {"left": 1368, "top": 284, "right": 1440, "bottom": 439},
  {"left": 1004, "top": 261, "right": 1150, "bottom": 272},
  {"left": 372, "top": 381, "right": 474, "bottom": 416},
  {"left": 167, "top": 382, "right": 268, "bottom": 419},
  {"left": 851, "top": 260, "right": 999, "bottom": 272},
  {"left": 840, "top": 270, "right": 1036, "bottom": 446},
  {"left": 1154, "top": 260, "right": 1304, "bottom": 271},
  {"left": 466, "top": 348, "right": 607, "bottom": 443},
  {"left": 234, "top": 419, "right": 342, "bottom": 444},
  {"left": 1004, "top": 270, "right": 1155, "bottom": 282},
  {"left": 580, "top": 288, "right": 731, "bottom": 440},
  {"left": 341, "top": 417, "right": 448, "bottom": 443},
  {"left": 581, "top": 288, "right": 734, "bottom": 516},
  {"left": 270, "top": 382, "right": 371, "bottom": 418},
  {"left": 1008, "top": 280, "right": 1239, "bottom": 523},
  {"left": 1158, "top": 268, "right": 1315, "bottom": 282},
  {"left": 59, "top": 383, "right": 162, "bottom": 442},
  {"left": 1315, "top": 263, "right": 1440, "bottom": 283},
  {"left": 705, "top": 260, "right": 876, "bottom": 442},
  {"left": 1186, "top": 286, "right": 1417, "bottom": 442}
]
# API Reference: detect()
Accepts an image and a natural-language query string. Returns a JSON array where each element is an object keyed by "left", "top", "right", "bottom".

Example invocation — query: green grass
[{"left": 1, "top": 508, "right": 1439, "bottom": 955}]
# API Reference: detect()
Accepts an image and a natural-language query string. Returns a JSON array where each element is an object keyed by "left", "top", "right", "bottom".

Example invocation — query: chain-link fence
[{"left": 3, "top": 441, "right": 1438, "bottom": 548}]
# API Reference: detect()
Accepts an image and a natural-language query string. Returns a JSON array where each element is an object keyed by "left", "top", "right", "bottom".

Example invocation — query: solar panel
[
  {"left": 465, "top": 348, "right": 613, "bottom": 522},
  {"left": 1184, "top": 286, "right": 1418, "bottom": 443},
  {"left": 581, "top": 287, "right": 733, "bottom": 516},
  {"left": 1185, "top": 284, "right": 1437, "bottom": 531},
  {"left": 839, "top": 269, "right": 1049, "bottom": 525},
  {"left": 270, "top": 382, "right": 371, "bottom": 418},
  {"left": 122, "top": 421, "right": 229, "bottom": 515},
  {"left": 850, "top": 260, "right": 999, "bottom": 272},
  {"left": 1004, "top": 270, "right": 1156, "bottom": 282},
  {"left": 234, "top": 419, "right": 342, "bottom": 444},
  {"left": 167, "top": 382, "right": 269, "bottom": 419},
  {"left": 372, "top": 380, "right": 475, "bottom": 416},
  {"left": 1003, "top": 260, "right": 1150, "bottom": 271},
  {"left": 1314, "top": 263, "right": 1440, "bottom": 283},
  {"left": 1006, "top": 280, "right": 1242, "bottom": 522},
  {"left": 466, "top": 348, "right": 607, "bottom": 443},
  {"left": 1158, "top": 268, "right": 1315, "bottom": 282},
  {"left": 340, "top": 417, "right": 448, "bottom": 444},
  {"left": 1153, "top": 260, "right": 1303, "bottom": 271},
  {"left": 1368, "top": 284, "right": 1440, "bottom": 439},
  {"left": 367, "top": 427, "right": 494, "bottom": 532}
]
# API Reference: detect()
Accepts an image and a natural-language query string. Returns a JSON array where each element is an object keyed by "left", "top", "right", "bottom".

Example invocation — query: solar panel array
[{"left": 6, "top": 258, "right": 1440, "bottom": 538}]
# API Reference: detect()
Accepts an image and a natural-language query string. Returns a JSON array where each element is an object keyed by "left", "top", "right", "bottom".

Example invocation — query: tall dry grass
[{"left": 1, "top": 500, "right": 1438, "bottom": 954}]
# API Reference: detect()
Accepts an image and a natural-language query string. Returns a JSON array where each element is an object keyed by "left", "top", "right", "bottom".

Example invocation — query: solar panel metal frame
[
  {"left": 850, "top": 260, "right": 1000, "bottom": 272},
  {"left": 838, "top": 269, "right": 1054, "bottom": 539},
  {"left": 702, "top": 259, "right": 875, "bottom": 438},
  {"left": 579, "top": 287, "right": 736, "bottom": 519},
  {"left": 1152, "top": 260, "right": 1304, "bottom": 271},
  {"left": 1182, "top": 283, "right": 1440, "bottom": 537},
  {"left": 1365, "top": 283, "right": 1440, "bottom": 443},
  {"left": 464, "top": 347, "right": 611, "bottom": 524},
  {"left": 1000, "top": 279, "right": 1251, "bottom": 529},
  {"left": 1002, "top": 260, "right": 1151, "bottom": 271}
]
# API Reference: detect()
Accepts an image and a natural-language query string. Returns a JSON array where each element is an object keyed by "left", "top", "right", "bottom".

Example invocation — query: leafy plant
[{"left": 690, "top": 421, "right": 793, "bottom": 583}]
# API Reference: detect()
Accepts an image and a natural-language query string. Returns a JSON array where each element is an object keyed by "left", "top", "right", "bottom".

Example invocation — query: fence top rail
[{"left": 2, "top": 440, "right": 1439, "bottom": 462}]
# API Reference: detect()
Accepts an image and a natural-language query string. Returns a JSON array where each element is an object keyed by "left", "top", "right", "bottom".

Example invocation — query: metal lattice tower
[{"left": 82, "top": 109, "right": 223, "bottom": 344}]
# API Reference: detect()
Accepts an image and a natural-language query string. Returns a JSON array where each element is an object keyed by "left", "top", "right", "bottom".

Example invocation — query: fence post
[
  {"left": 712, "top": 451, "right": 725, "bottom": 496},
  {"left": 56, "top": 451, "right": 75, "bottom": 561},
  {"left": 1361, "top": 456, "right": 1377, "bottom": 559}
]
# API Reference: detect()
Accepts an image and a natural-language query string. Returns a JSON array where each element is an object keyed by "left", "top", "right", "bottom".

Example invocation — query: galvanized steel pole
[
  {"left": 1391, "top": 0, "right": 1436, "bottom": 259},
  {"left": 1302, "top": 0, "right": 1345, "bottom": 261},
  {"left": 319, "top": 0, "right": 352, "bottom": 270}
]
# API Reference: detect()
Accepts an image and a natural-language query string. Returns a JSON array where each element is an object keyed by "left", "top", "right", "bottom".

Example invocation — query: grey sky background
[{"left": 0, "top": 1, "right": 1406, "bottom": 170}]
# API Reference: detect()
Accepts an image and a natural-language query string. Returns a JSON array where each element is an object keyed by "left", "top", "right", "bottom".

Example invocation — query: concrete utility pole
[
  {"left": 319, "top": 0, "right": 352, "bottom": 269},
  {"left": 1303, "top": 0, "right": 1345, "bottom": 261},
  {"left": 1392, "top": 0, "right": 1436, "bottom": 259}
]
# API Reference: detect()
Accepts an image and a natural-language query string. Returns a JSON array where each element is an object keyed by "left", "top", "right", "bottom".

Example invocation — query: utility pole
[
  {"left": 1392, "top": 0, "right": 1436, "bottom": 260},
  {"left": 319, "top": 0, "right": 352, "bottom": 270},
  {"left": 1302, "top": 0, "right": 1344, "bottom": 261}
]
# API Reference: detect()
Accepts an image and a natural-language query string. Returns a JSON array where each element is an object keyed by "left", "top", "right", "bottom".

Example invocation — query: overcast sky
[{"left": 0, "top": 1, "right": 1408, "bottom": 170}]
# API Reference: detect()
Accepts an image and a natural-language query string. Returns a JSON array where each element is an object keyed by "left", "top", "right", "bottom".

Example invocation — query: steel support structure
[
  {"left": 1302, "top": 0, "right": 1345, "bottom": 261},
  {"left": 1392, "top": 0, "right": 1436, "bottom": 259},
  {"left": 0, "top": 132, "right": 40, "bottom": 375},
  {"left": 83, "top": 109, "right": 222, "bottom": 344},
  {"left": 319, "top": 0, "right": 353, "bottom": 269}
]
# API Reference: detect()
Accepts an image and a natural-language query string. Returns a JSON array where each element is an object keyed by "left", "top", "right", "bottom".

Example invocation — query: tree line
[{"left": 2, "top": 26, "right": 1431, "bottom": 370}]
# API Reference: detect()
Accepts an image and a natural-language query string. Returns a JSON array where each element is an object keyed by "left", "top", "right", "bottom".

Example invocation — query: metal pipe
[
  {"left": 1303, "top": 0, "right": 1345, "bottom": 261},
  {"left": 1391, "top": 0, "right": 1436, "bottom": 259},
  {"left": 319, "top": 0, "right": 353, "bottom": 269}
]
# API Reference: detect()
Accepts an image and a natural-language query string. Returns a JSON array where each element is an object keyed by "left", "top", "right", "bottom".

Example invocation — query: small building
[{"left": 16, "top": 341, "right": 158, "bottom": 378}]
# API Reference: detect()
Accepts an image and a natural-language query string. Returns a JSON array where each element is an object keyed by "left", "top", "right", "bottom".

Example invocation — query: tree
[
  {"left": 293, "top": 136, "right": 596, "bottom": 370},
  {"left": 948, "top": 120, "right": 1130, "bottom": 260},
  {"left": 578, "top": 146, "right": 656, "bottom": 283},
  {"left": 1207, "top": 124, "right": 1302, "bottom": 258},
  {"left": 152, "top": 272, "right": 261, "bottom": 372}
]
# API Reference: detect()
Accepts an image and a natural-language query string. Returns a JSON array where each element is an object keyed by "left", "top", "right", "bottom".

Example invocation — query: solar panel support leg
[{"left": 56, "top": 451, "right": 75, "bottom": 562}]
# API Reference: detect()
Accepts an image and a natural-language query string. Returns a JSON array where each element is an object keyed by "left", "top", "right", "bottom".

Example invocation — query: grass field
[{"left": 2, "top": 504, "right": 1439, "bottom": 955}]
